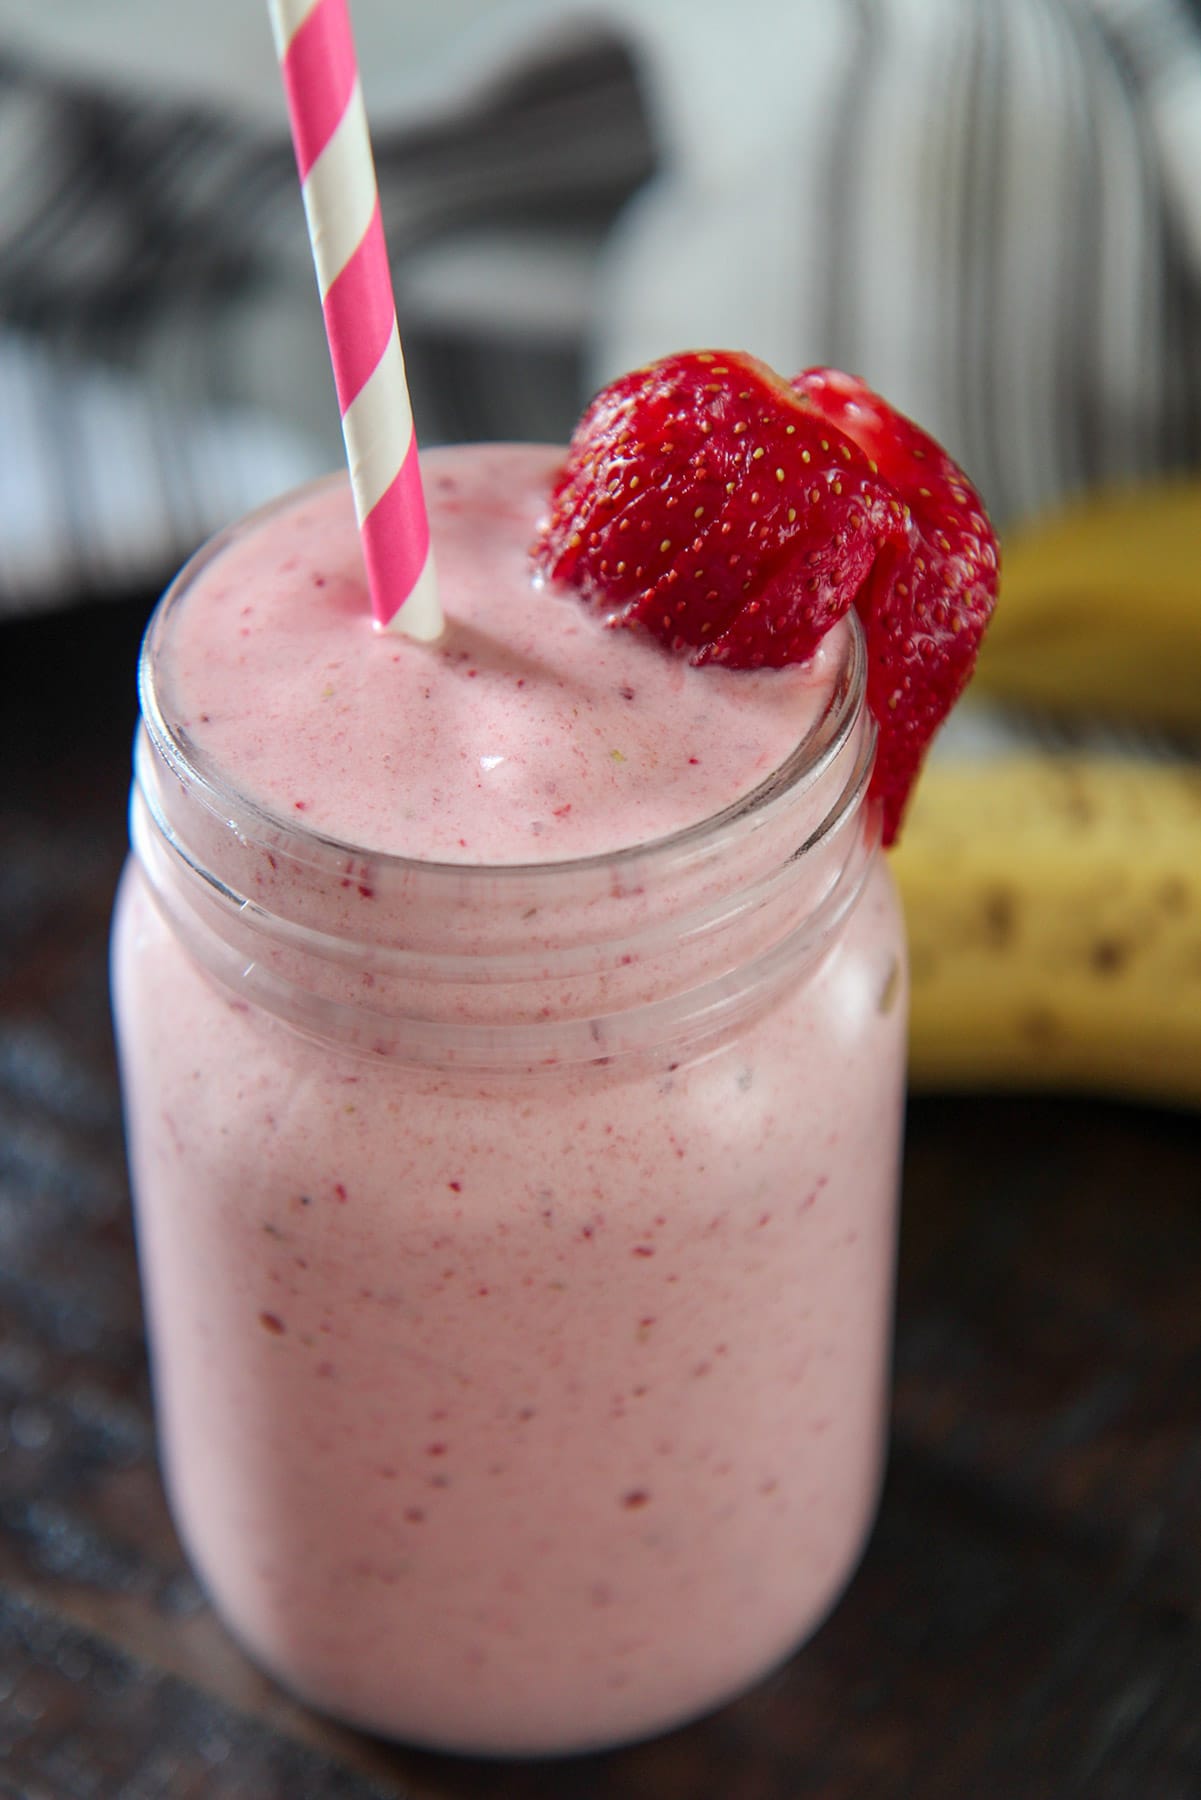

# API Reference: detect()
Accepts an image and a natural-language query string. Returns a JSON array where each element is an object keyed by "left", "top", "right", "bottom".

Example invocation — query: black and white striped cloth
[{"left": 1, "top": 0, "right": 1199, "bottom": 611}]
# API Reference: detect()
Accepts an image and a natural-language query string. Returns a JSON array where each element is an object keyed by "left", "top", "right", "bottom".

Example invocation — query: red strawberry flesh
[
  {"left": 791, "top": 368, "right": 999, "bottom": 842},
  {"left": 534, "top": 351, "right": 998, "bottom": 843},
  {"left": 539, "top": 353, "right": 906, "bottom": 667}
]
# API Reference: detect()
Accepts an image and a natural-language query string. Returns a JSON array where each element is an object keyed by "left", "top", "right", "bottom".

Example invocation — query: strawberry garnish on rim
[
  {"left": 534, "top": 350, "right": 999, "bottom": 844},
  {"left": 539, "top": 352, "right": 905, "bottom": 670},
  {"left": 791, "top": 368, "right": 999, "bottom": 844}
]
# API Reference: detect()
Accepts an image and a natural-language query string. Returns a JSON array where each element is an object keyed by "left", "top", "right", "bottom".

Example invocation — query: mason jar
[{"left": 111, "top": 480, "right": 908, "bottom": 1757}]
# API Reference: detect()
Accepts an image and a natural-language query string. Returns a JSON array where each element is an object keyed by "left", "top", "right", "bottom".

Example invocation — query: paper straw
[{"left": 268, "top": 0, "right": 442, "bottom": 639}]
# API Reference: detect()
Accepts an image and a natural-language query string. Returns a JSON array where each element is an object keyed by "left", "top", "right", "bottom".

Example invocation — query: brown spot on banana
[
  {"left": 1090, "top": 938, "right": 1132, "bottom": 976},
  {"left": 1156, "top": 877, "right": 1191, "bottom": 916},
  {"left": 981, "top": 887, "right": 1017, "bottom": 948},
  {"left": 1019, "top": 1008, "right": 1063, "bottom": 1047}
]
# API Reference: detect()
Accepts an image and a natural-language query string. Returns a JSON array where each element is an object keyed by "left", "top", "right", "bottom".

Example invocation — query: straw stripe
[
  {"left": 269, "top": 0, "right": 441, "bottom": 636},
  {"left": 321, "top": 203, "right": 396, "bottom": 414},
  {"left": 361, "top": 446, "right": 437, "bottom": 631},
  {"left": 342, "top": 322, "right": 416, "bottom": 515},
  {"left": 301, "top": 82, "right": 377, "bottom": 298},
  {"left": 266, "top": 0, "right": 323, "bottom": 62},
  {"left": 277, "top": 0, "right": 357, "bottom": 180}
]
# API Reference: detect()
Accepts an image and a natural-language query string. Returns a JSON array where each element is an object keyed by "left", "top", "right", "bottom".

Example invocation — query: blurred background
[{"left": 2, "top": 0, "right": 1200, "bottom": 606}]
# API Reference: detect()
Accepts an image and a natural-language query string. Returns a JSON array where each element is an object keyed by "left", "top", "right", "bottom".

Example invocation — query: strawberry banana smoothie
[{"left": 113, "top": 358, "right": 996, "bottom": 1755}]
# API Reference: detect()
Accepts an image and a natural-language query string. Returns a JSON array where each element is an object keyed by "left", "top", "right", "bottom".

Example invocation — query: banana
[
  {"left": 891, "top": 753, "right": 1201, "bottom": 1108},
  {"left": 974, "top": 478, "right": 1201, "bottom": 729}
]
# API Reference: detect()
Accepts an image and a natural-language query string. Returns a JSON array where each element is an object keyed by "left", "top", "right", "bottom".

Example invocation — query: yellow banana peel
[
  {"left": 893, "top": 754, "right": 1201, "bottom": 1109},
  {"left": 974, "top": 477, "right": 1201, "bottom": 730},
  {"left": 894, "top": 475, "right": 1201, "bottom": 1107}
]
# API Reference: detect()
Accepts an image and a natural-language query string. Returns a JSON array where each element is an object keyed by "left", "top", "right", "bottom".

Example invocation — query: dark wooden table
[{"left": 2, "top": 592, "right": 1199, "bottom": 1800}]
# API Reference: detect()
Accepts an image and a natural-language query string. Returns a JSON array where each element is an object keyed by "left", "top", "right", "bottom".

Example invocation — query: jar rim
[{"left": 139, "top": 469, "right": 870, "bottom": 886}]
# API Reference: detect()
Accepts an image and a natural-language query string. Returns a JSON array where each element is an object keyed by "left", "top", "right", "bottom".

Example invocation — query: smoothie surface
[{"left": 159, "top": 444, "right": 846, "bottom": 864}]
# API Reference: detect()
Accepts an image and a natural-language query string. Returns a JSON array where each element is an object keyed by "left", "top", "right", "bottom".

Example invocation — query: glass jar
[{"left": 111, "top": 497, "right": 907, "bottom": 1757}]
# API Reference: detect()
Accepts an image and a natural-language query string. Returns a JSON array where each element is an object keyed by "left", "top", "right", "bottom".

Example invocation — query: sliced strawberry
[
  {"left": 536, "top": 351, "right": 905, "bottom": 668},
  {"left": 535, "top": 351, "right": 998, "bottom": 845},
  {"left": 791, "top": 369, "right": 999, "bottom": 843}
]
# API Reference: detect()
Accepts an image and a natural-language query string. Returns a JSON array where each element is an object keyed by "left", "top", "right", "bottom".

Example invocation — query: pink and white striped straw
[{"left": 268, "top": 0, "right": 442, "bottom": 639}]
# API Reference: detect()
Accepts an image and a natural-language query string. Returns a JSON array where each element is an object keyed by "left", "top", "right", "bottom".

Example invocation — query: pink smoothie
[
  {"left": 112, "top": 444, "right": 907, "bottom": 1754},
  {"left": 157, "top": 445, "right": 849, "bottom": 861}
]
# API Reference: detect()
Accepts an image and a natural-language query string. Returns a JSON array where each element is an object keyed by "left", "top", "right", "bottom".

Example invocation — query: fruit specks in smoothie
[
  {"left": 258, "top": 1312, "right": 286, "bottom": 1336},
  {"left": 172, "top": 446, "right": 849, "bottom": 861}
]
